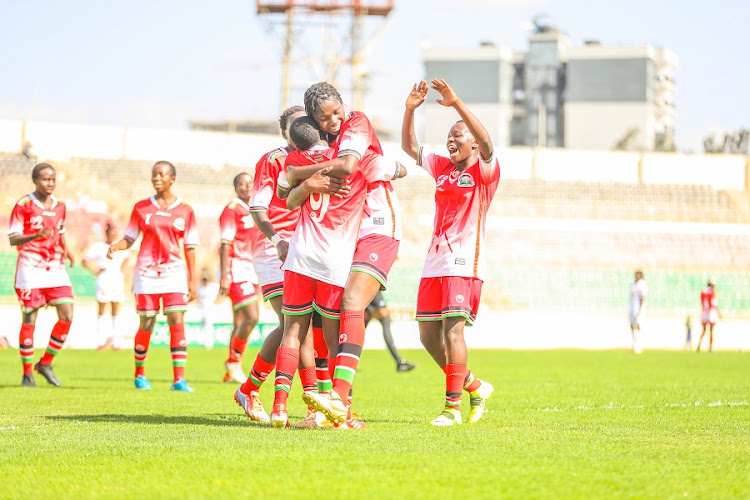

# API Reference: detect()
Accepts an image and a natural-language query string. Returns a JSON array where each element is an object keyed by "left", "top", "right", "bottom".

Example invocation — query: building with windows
[{"left": 422, "top": 21, "right": 678, "bottom": 151}]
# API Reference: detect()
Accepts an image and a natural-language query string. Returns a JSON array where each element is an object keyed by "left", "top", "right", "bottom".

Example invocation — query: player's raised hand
[
  {"left": 305, "top": 165, "right": 351, "bottom": 198},
  {"left": 405, "top": 81, "right": 428, "bottom": 110},
  {"left": 430, "top": 78, "right": 459, "bottom": 107}
]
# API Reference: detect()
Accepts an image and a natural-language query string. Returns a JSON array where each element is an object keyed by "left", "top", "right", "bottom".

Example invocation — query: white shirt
[{"left": 630, "top": 278, "right": 648, "bottom": 315}]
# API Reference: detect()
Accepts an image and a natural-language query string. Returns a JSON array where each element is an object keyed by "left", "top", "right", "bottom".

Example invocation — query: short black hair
[
  {"left": 153, "top": 160, "right": 176, "bottom": 177},
  {"left": 31, "top": 162, "right": 54, "bottom": 180},
  {"left": 279, "top": 105, "right": 305, "bottom": 135},
  {"left": 289, "top": 116, "right": 324, "bottom": 151},
  {"left": 304, "top": 82, "right": 343, "bottom": 119},
  {"left": 233, "top": 172, "right": 251, "bottom": 189}
]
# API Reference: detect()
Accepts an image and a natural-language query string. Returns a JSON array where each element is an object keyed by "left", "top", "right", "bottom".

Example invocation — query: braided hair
[{"left": 303, "top": 82, "right": 344, "bottom": 119}]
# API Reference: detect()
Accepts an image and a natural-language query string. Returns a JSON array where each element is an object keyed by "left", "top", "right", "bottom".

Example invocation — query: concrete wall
[
  {"left": 3, "top": 119, "right": 749, "bottom": 190},
  {"left": 564, "top": 102, "right": 655, "bottom": 151}
]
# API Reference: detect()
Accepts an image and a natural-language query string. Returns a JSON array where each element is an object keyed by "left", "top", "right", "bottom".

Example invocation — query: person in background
[
  {"left": 82, "top": 223, "right": 130, "bottom": 350},
  {"left": 629, "top": 271, "right": 647, "bottom": 354},
  {"left": 108, "top": 161, "right": 199, "bottom": 392},
  {"left": 9, "top": 163, "right": 75, "bottom": 387},
  {"left": 697, "top": 280, "right": 719, "bottom": 353},
  {"left": 684, "top": 315, "right": 693, "bottom": 351}
]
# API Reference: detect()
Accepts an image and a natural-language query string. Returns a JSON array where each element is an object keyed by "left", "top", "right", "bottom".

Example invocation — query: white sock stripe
[{"left": 337, "top": 352, "right": 360, "bottom": 361}]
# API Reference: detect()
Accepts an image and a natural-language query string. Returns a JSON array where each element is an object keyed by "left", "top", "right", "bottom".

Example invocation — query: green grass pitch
[{"left": 1, "top": 347, "right": 748, "bottom": 498}]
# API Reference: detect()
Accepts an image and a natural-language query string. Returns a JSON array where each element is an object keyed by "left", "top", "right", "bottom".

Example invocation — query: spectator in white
[
  {"left": 82, "top": 223, "right": 130, "bottom": 350},
  {"left": 629, "top": 270, "right": 647, "bottom": 354},
  {"left": 196, "top": 269, "right": 220, "bottom": 350}
]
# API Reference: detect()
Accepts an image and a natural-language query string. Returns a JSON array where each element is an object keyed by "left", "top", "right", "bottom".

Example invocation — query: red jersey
[
  {"left": 219, "top": 197, "right": 259, "bottom": 284},
  {"left": 124, "top": 196, "right": 199, "bottom": 294},
  {"left": 8, "top": 193, "right": 71, "bottom": 289},
  {"left": 701, "top": 287, "right": 717, "bottom": 314},
  {"left": 249, "top": 147, "right": 301, "bottom": 258},
  {"left": 330, "top": 111, "right": 383, "bottom": 159},
  {"left": 417, "top": 147, "right": 501, "bottom": 280},
  {"left": 281, "top": 145, "right": 398, "bottom": 287}
]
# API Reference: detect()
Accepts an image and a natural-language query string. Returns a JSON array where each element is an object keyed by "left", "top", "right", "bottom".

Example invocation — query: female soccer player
[
  {"left": 82, "top": 223, "right": 129, "bottom": 350},
  {"left": 9, "top": 163, "right": 75, "bottom": 387},
  {"left": 286, "top": 82, "right": 405, "bottom": 427},
  {"left": 402, "top": 79, "right": 498, "bottom": 426},
  {"left": 219, "top": 173, "right": 260, "bottom": 383},
  {"left": 108, "top": 161, "right": 199, "bottom": 392},
  {"left": 234, "top": 106, "right": 321, "bottom": 425}
]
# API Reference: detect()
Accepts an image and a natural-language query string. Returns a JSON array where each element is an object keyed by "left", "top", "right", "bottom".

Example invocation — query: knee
[{"left": 443, "top": 329, "right": 464, "bottom": 348}]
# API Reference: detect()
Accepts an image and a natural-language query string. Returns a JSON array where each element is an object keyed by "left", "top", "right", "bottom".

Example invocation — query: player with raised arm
[
  {"left": 218, "top": 173, "right": 260, "bottom": 384},
  {"left": 269, "top": 115, "right": 399, "bottom": 428},
  {"left": 402, "top": 79, "right": 499, "bottom": 426},
  {"left": 108, "top": 161, "right": 199, "bottom": 392},
  {"left": 82, "top": 223, "right": 130, "bottom": 350},
  {"left": 233, "top": 106, "right": 321, "bottom": 425},
  {"left": 9, "top": 163, "right": 75, "bottom": 387}
]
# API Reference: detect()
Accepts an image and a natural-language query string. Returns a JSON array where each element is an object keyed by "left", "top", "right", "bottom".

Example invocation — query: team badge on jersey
[
  {"left": 458, "top": 173, "right": 475, "bottom": 187},
  {"left": 455, "top": 294, "right": 465, "bottom": 303},
  {"left": 173, "top": 218, "right": 186, "bottom": 231}
]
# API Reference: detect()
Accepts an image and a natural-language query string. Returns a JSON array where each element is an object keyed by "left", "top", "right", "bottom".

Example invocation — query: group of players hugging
[{"left": 9, "top": 79, "right": 500, "bottom": 428}]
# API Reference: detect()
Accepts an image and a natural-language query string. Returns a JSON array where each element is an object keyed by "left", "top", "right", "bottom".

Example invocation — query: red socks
[
  {"left": 332, "top": 311, "right": 365, "bottom": 401},
  {"left": 241, "top": 354, "right": 275, "bottom": 395},
  {"left": 228, "top": 335, "right": 248, "bottom": 363},
  {"left": 39, "top": 320, "right": 71, "bottom": 365},
  {"left": 170, "top": 323, "right": 187, "bottom": 382},
  {"left": 19, "top": 323, "right": 35, "bottom": 375},
  {"left": 133, "top": 328, "right": 152, "bottom": 377},
  {"left": 273, "top": 346, "right": 299, "bottom": 408},
  {"left": 299, "top": 367, "right": 317, "bottom": 394},
  {"left": 445, "top": 364, "right": 467, "bottom": 410},
  {"left": 312, "top": 324, "right": 331, "bottom": 393}
]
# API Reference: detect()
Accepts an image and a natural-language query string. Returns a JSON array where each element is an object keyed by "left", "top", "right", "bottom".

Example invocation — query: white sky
[{"left": 1, "top": 0, "right": 747, "bottom": 151}]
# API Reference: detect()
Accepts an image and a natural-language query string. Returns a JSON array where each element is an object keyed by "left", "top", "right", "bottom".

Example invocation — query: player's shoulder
[
  {"left": 267, "top": 147, "right": 288, "bottom": 163},
  {"left": 133, "top": 197, "right": 154, "bottom": 210},
  {"left": 14, "top": 194, "right": 32, "bottom": 207},
  {"left": 177, "top": 198, "right": 195, "bottom": 213}
]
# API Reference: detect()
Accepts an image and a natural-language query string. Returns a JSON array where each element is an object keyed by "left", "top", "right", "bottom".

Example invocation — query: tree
[{"left": 703, "top": 129, "right": 749, "bottom": 154}]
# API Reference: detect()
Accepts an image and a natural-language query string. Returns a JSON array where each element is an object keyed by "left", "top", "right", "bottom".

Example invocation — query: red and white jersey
[
  {"left": 700, "top": 287, "right": 718, "bottom": 314},
  {"left": 331, "top": 111, "right": 401, "bottom": 240},
  {"left": 8, "top": 193, "right": 71, "bottom": 289},
  {"left": 249, "top": 147, "right": 301, "bottom": 261},
  {"left": 417, "top": 147, "right": 501, "bottom": 280},
  {"left": 360, "top": 180, "right": 402, "bottom": 241},
  {"left": 124, "top": 196, "right": 199, "bottom": 294},
  {"left": 330, "top": 111, "right": 383, "bottom": 159},
  {"left": 282, "top": 145, "right": 399, "bottom": 287},
  {"left": 219, "top": 197, "right": 259, "bottom": 284}
]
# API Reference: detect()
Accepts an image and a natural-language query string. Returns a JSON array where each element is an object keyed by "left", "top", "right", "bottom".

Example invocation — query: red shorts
[
  {"left": 229, "top": 281, "right": 260, "bottom": 310},
  {"left": 416, "top": 276, "right": 483, "bottom": 326},
  {"left": 351, "top": 235, "right": 400, "bottom": 290},
  {"left": 16, "top": 286, "right": 74, "bottom": 313},
  {"left": 281, "top": 270, "right": 343, "bottom": 319},
  {"left": 262, "top": 282, "right": 284, "bottom": 302},
  {"left": 136, "top": 293, "right": 188, "bottom": 317}
]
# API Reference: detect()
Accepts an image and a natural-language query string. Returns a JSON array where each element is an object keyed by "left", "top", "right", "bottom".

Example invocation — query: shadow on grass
[{"left": 47, "top": 413, "right": 255, "bottom": 428}]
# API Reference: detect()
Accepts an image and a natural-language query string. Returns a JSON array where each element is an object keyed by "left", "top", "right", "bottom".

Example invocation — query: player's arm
[
  {"left": 401, "top": 81, "right": 428, "bottom": 161},
  {"left": 108, "top": 237, "right": 135, "bottom": 258},
  {"left": 286, "top": 166, "right": 350, "bottom": 210},
  {"left": 185, "top": 245, "right": 196, "bottom": 302},
  {"left": 430, "top": 78, "right": 493, "bottom": 161},
  {"left": 218, "top": 242, "right": 231, "bottom": 296},
  {"left": 81, "top": 257, "right": 101, "bottom": 275},
  {"left": 59, "top": 233, "right": 75, "bottom": 267},
  {"left": 251, "top": 210, "right": 289, "bottom": 263},
  {"left": 9, "top": 228, "right": 52, "bottom": 246},
  {"left": 287, "top": 156, "right": 357, "bottom": 187}
]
